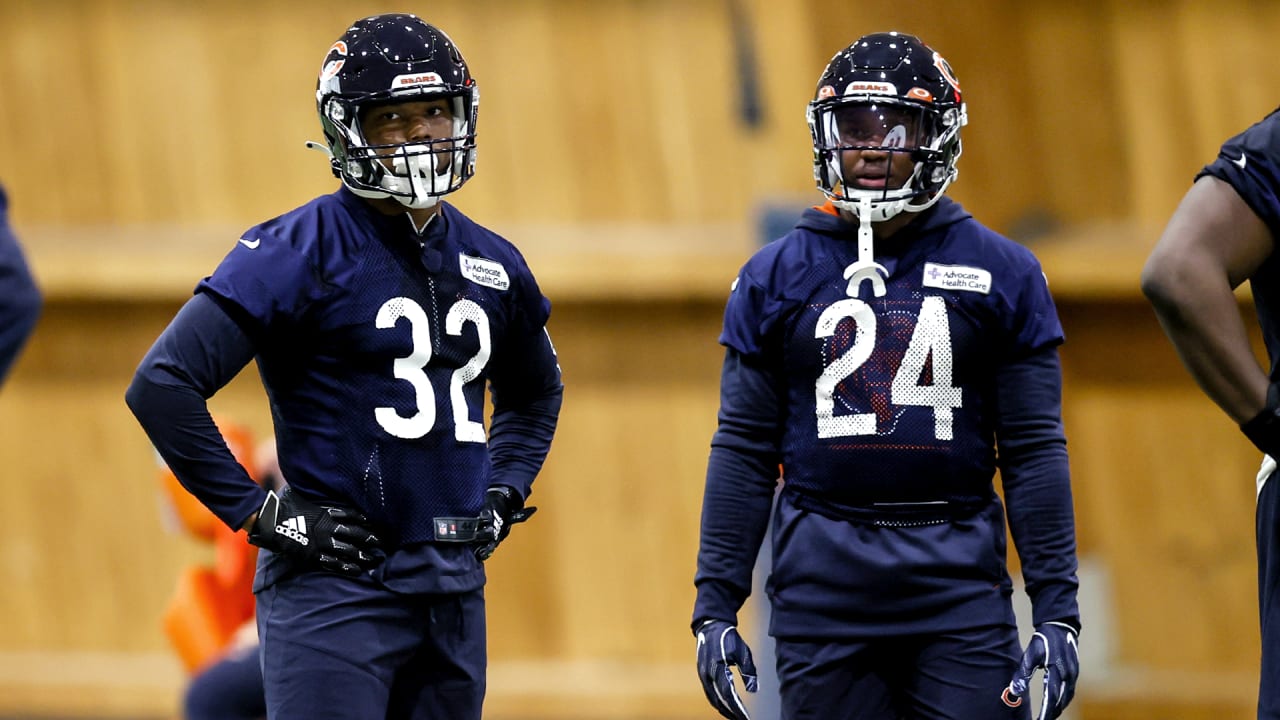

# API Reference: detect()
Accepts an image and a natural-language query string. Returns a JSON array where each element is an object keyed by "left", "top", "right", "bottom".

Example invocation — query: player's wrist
[{"left": 1241, "top": 404, "right": 1280, "bottom": 457}]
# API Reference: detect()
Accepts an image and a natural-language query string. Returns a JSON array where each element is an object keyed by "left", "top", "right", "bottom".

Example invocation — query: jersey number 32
[{"left": 374, "top": 296, "right": 491, "bottom": 442}]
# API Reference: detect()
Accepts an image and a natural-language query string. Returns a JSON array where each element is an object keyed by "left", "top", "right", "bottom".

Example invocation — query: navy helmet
[
  {"left": 807, "top": 32, "right": 966, "bottom": 222},
  {"left": 314, "top": 14, "right": 478, "bottom": 209}
]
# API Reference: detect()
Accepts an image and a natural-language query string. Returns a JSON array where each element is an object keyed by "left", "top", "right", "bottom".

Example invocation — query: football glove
[
  {"left": 1002, "top": 621, "right": 1080, "bottom": 720},
  {"left": 695, "top": 619, "right": 757, "bottom": 720},
  {"left": 247, "top": 488, "right": 383, "bottom": 576},
  {"left": 474, "top": 485, "right": 537, "bottom": 561}
]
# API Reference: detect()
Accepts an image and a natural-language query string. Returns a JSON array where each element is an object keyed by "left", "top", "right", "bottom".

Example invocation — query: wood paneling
[
  {"left": 2, "top": 0, "right": 1278, "bottom": 717},
  {"left": 4, "top": 0, "right": 1276, "bottom": 237}
]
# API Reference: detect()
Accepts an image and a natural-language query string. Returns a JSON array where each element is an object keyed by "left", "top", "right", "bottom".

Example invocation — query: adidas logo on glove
[{"left": 276, "top": 515, "right": 310, "bottom": 546}]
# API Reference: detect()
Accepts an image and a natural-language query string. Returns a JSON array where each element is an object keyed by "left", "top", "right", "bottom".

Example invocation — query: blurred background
[{"left": 0, "top": 0, "right": 1277, "bottom": 718}]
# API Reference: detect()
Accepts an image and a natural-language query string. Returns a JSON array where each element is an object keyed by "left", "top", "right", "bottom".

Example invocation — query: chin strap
[{"left": 843, "top": 195, "right": 888, "bottom": 298}]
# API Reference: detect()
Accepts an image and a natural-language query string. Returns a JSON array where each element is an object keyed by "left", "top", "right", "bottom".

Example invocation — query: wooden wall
[{"left": 1, "top": 1, "right": 1278, "bottom": 718}]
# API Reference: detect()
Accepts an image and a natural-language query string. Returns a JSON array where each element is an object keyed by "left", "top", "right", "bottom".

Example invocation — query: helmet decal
[
  {"left": 907, "top": 87, "right": 934, "bottom": 102},
  {"left": 933, "top": 52, "right": 962, "bottom": 97},
  {"left": 320, "top": 41, "right": 348, "bottom": 81},
  {"left": 391, "top": 72, "right": 444, "bottom": 89},
  {"left": 883, "top": 124, "right": 907, "bottom": 148},
  {"left": 844, "top": 81, "right": 896, "bottom": 96}
]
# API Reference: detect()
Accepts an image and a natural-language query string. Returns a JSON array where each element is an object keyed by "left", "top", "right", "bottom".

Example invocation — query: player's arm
[
  {"left": 693, "top": 347, "right": 778, "bottom": 720},
  {"left": 125, "top": 292, "right": 265, "bottom": 530},
  {"left": 1141, "top": 175, "right": 1275, "bottom": 424},
  {"left": 475, "top": 325, "right": 562, "bottom": 559},
  {"left": 0, "top": 195, "right": 42, "bottom": 387},
  {"left": 486, "top": 326, "right": 562, "bottom": 501},
  {"left": 996, "top": 345, "right": 1078, "bottom": 627},
  {"left": 996, "top": 345, "right": 1081, "bottom": 719},
  {"left": 693, "top": 347, "right": 782, "bottom": 630}
]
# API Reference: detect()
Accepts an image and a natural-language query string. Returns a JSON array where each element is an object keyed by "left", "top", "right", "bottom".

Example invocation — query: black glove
[
  {"left": 1002, "top": 621, "right": 1080, "bottom": 720},
  {"left": 695, "top": 619, "right": 757, "bottom": 720},
  {"left": 247, "top": 488, "right": 383, "bottom": 576},
  {"left": 474, "top": 485, "right": 537, "bottom": 561}
]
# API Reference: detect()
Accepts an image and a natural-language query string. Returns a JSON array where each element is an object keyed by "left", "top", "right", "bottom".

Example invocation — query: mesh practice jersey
[
  {"left": 198, "top": 189, "right": 558, "bottom": 546},
  {"left": 724, "top": 199, "right": 1062, "bottom": 504}
]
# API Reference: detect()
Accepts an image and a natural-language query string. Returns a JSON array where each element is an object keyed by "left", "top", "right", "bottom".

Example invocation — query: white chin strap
[{"left": 842, "top": 195, "right": 888, "bottom": 298}]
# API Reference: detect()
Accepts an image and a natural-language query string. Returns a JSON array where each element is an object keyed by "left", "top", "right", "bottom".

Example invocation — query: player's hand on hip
[
  {"left": 1002, "top": 621, "right": 1079, "bottom": 720},
  {"left": 474, "top": 485, "right": 536, "bottom": 561},
  {"left": 247, "top": 488, "right": 383, "bottom": 575},
  {"left": 695, "top": 619, "right": 757, "bottom": 720}
]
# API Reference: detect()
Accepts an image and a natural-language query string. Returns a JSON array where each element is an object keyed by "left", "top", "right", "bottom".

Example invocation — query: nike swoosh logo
[
  {"left": 238, "top": 237, "right": 261, "bottom": 249},
  {"left": 1233, "top": 153, "right": 1247, "bottom": 169}
]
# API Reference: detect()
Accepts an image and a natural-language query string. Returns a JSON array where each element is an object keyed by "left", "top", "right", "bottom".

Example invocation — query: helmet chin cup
[
  {"left": 832, "top": 195, "right": 907, "bottom": 223},
  {"left": 385, "top": 144, "right": 451, "bottom": 207}
]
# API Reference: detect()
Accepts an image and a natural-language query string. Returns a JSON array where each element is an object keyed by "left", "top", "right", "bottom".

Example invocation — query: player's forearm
[
  {"left": 692, "top": 444, "right": 777, "bottom": 628},
  {"left": 126, "top": 373, "right": 266, "bottom": 530},
  {"left": 1003, "top": 444, "right": 1079, "bottom": 626},
  {"left": 996, "top": 347, "right": 1080, "bottom": 626},
  {"left": 1142, "top": 179, "right": 1274, "bottom": 424},
  {"left": 1005, "top": 455, "right": 1079, "bottom": 627},
  {"left": 487, "top": 383, "right": 562, "bottom": 499},
  {"left": 1146, "top": 280, "right": 1267, "bottom": 423},
  {"left": 692, "top": 351, "right": 783, "bottom": 627}
]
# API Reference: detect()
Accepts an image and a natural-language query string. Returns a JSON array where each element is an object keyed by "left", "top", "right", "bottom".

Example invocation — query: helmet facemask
[
  {"left": 809, "top": 95, "right": 965, "bottom": 223},
  {"left": 320, "top": 89, "right": 478, "bottom": 210}
]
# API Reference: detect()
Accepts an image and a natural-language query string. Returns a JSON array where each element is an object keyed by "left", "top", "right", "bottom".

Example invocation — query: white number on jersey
[
  {"left": 374, "top": 296, "right": 492, "bottom": 441},
  {"left": 814, "top": 295, "right": 961, "bottom": 440}
]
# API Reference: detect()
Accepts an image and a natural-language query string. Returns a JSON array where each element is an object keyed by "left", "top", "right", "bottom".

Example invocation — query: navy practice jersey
[
  {"left": 1199, "top": 106, "right": 1280, "bottom": 380},
  {"left": 197, "top": 188, "right": 556, "bottom": 546},
  {"left": 696, "top": 197, "right": 1079, "bottom": 638},
  {"left": 724, "top": 199, "right": 1062, "bottom": 504}
]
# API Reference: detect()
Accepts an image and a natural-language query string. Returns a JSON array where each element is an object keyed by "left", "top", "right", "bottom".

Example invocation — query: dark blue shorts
[
  {"left": 256, "top": 571, "right": 486, "bottom": 720},
  {"left": 775, "top": 624, "right": 1028, "bottom": 720}
]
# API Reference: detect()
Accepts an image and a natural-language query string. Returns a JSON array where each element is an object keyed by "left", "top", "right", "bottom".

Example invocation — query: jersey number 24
[{"left": 815, "top": 296, "right": 961, "bottom": 441}]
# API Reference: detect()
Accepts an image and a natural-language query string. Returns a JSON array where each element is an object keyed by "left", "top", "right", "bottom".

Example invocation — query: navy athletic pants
[
  {"left": 775, "top": 623, "right": 1028, "bottom": 720},
  {"left": 257, "top": 571, "right": 486, "bottom": 720}
]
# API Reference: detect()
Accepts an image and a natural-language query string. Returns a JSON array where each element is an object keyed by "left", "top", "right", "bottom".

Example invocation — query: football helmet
[
  {"left": 807, "top": 32, "right": 966, "bottom": 222},
  {"left": 314, "top": 14, "right": 478, "bottom": 209}
]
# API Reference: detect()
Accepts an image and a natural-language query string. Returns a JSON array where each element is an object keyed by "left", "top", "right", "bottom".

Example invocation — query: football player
[
  {"left": 126, "top": 14, "right": 562, "bottom": 720},
  {"left": 0, "top": 183, "right": 41, "bottom": 387},
  {"left": 1143, "top": 107, "right": 1280, "bottom": 720},
  {"left": 693, "top": 32, "right": 1080, "bottom": 720}
]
